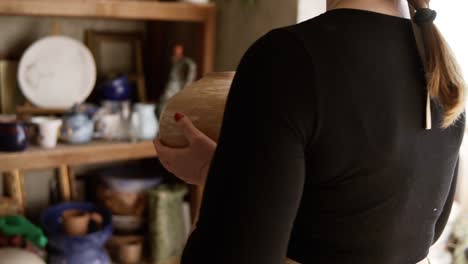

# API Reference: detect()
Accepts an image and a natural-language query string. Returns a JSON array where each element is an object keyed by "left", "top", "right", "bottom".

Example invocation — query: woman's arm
[{"left": 182, "top": 28, "right": 316, "bottom": 263}]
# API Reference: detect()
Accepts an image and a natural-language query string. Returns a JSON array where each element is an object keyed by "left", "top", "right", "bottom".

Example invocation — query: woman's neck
[{"left": 327, "top": 0, "right": 411, "bottom": 19}]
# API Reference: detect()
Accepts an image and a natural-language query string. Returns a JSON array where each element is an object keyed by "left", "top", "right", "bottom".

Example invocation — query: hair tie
[{"left": 414, "top": 8, "right": 437, "bottom": 26}]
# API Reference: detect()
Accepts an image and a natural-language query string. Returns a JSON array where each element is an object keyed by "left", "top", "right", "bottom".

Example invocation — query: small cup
[
  {"left": 118, "top": 239, "right": 143, "bottom": 264},
  {"left": 62, "top": 209, "right": 91, "bottom": 236},
  {"left": 31, "top": 117, "right": 62, "bottom": 149}
]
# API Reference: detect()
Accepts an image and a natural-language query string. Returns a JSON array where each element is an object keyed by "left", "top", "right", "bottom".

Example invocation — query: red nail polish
[{"left": 174, "top": 112, "right": 184, "bottom": 122}]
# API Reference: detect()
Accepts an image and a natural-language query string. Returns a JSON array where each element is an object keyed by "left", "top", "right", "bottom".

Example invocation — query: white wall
[{"left": 298, "top": 0, "right": 326, "bottom": 22}]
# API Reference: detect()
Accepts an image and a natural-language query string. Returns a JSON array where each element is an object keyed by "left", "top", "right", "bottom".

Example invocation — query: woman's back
[
  {"left": 288, "top": 9, "right": 464, "bottom": 263},
  {"left": 182, "top": 9, "right": 465, "bottom": 264}
]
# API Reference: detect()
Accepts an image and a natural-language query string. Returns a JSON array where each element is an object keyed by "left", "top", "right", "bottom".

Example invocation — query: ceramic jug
[
  {"left": 148, "top": 185, "right": 187, "bottom": 263},
  {"left": 159, "top": 45, "right": 197, "bottom": 115},
  {"left": 0, "top": 120, "right": 28, "bottom": 152},
  {"left": 158, "top": 72, "right": 234, "bottom": 148},
  {"left": 132, "top": 103, "right": 158, "bottom": 140}
]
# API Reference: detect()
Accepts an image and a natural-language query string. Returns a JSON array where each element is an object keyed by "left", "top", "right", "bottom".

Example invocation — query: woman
[{"left": 154, "top": 0, "right": 466, "bottom": 263}]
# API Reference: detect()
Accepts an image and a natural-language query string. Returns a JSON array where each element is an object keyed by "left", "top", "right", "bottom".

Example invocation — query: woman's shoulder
[{"left": 244, "top": 13, "right": 331, "bottom": 64}]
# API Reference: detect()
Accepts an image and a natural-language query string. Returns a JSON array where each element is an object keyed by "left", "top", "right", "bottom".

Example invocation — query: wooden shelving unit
[
  {"left": 0, "top": 141, "right": 157, "bottom": 171},
  {"left": 0, "top": 141, "right": 157, "bottom": 213},
  {"left": 0, "top": 0, "right": 216, "bottom": 216},
  {"left": 0, "top": 0, "right": 215, "bottom": 22}
]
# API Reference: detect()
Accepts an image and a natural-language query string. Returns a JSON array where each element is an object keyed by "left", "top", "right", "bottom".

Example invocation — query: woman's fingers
[
  {"left": 175, "top": 113, "right": 204, "bottom": 142},
  {"left": 154, "top": 138, "right": 192, "bottom": 174}
]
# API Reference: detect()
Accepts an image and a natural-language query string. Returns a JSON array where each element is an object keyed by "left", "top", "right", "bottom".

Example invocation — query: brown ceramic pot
[
  {"left": 158, "top": 72, "right": 235, "bottom": 148},
  {"left": 118, "top": 239, "right": 143, "bottom": 264},
  {"left": 62, "top": 210, "right": 103, "bottom": 236},
  {"left": 62, "top": 209, "right": 90, "bottom": 236}
]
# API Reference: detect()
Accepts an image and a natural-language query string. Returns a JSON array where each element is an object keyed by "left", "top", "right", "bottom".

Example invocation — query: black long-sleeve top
[{"left": 181, "top": 8, "right": 465, "bottom": 264}]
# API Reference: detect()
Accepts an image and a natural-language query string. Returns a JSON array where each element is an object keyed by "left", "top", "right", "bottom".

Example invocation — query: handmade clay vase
[{"left": 158, "top": 72, "right": 234, "bottom": 147}]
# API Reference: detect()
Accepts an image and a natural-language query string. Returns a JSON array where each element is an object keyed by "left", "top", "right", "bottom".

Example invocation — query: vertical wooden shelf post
[
  {"left": 57, "top": 164, "right": 74, "bottom": 201},
  {"left": 3, "top": 170, "right": 25, "bottom": 213},
  {"left": 202, "top": 10, "right": 216, "bottom": 74}
]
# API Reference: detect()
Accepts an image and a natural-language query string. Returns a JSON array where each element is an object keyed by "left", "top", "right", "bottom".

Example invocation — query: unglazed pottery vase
[{"left": 159, "top": 72, "right": 235, "bottom": 148}]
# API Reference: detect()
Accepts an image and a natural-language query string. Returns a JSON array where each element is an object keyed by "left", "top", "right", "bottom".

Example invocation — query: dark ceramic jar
[
  {"left": 0, "top": 120, "right": 28, "bottom": 152},
  {"left": 99, "top": 75, "right": 132, "bottom": 101}
]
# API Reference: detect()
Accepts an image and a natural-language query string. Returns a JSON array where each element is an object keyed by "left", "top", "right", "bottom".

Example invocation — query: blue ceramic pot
[
  {"left": 0, "top": 121, "right": 28, "bottom": 152},
  {"left": 100, "top": 75, "right": 132, "bottom": 101},
  {"left": 41, "top": 202, "right": 112, "bottom": 264}
]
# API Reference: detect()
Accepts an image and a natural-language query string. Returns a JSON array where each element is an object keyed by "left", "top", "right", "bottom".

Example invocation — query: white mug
[{"left": 31, "top": 117, "right": 62, "bottom": 148}]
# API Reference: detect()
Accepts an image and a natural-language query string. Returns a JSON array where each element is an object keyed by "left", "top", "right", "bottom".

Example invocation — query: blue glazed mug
[{"left": 0, "top": 119, "right": 28, "bottom": 152}]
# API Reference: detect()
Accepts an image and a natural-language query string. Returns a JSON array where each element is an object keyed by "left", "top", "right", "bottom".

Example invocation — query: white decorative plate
[{"left": 18, "top": 36, "right": 96, "bottom": 108}]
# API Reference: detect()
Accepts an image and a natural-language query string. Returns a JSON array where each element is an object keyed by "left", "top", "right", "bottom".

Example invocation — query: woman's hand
[{"left": 153, "top": 113, "right": 217, "bottom": 186}]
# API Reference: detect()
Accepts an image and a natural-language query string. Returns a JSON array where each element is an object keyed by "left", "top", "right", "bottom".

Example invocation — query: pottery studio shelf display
[
  {"left": 0, "top": 141, "right": 157, "bottom": 213},
  {"left": 0, "top": 0, "right": 215, "bottom": 216}
]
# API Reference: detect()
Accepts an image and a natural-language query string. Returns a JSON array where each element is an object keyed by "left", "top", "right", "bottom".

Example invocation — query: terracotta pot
[
  {"left": 159, "top": 72, "right": 235, "bottom": 148},
  {"left": 62, "top": 210, "right": 90, "bottom": 236},
  {"left": 106, "top": 235, "right": 144, "bottom": 263},
  {"left": 62, "top": 210, "right": 103, "bottom": 236},
  {"left": 118, "top": 239, "right": 143, "bottom": 264}
]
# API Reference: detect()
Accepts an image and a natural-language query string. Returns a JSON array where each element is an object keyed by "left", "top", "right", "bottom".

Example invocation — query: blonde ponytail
[{"left": 408, "top": 0, "right": 466, "bottom": 128}]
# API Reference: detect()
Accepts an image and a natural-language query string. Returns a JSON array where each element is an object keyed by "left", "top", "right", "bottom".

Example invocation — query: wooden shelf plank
[
  {"left": 0, "top": 141, "right": 157, "bottom": 171},
  {"left": 0, "top": 0, "right": 216, "bottom": 22}
]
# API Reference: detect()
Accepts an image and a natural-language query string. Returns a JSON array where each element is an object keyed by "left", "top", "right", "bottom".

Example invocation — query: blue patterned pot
[{"left": 41, "top": 202, "right": 112, "bottom": 264}]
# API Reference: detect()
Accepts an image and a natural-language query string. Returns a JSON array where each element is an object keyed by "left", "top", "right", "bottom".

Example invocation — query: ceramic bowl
[
  {"left": 102, "top": 174, "right": 162, "bottom": 193},
  {"left": 99, "top": 75, "right": 132, "bottom": 101},
  {"left": 0, "top": 248, "right": 46, "bottom": 264},
  {"left": 97, "top": 185, "right": 147, "bottom": 216},
  {"left": 0, "top": 116, "right": 28, "bottom": 152},
  {"left": 111, "top": 215, "right": 144, "bottom": 233}
]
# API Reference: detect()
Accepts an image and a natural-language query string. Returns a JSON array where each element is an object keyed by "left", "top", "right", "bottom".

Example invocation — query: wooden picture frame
[{"left": 86, "top": 30, "right": 147, "bottom": 102}]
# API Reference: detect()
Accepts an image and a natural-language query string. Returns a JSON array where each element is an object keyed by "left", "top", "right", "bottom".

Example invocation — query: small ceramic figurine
[{"left": 159, "top": 45, "right": 197, "bottom": 115}]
